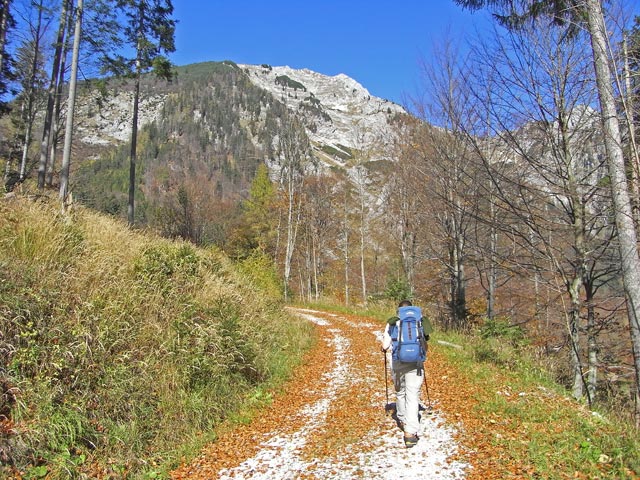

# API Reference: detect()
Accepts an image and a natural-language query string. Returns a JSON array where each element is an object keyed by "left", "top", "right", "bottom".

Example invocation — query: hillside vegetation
[
  {"left": 0, "top": 196, "right": 314, "bottom": 479},
  {"left": 72, "top": 60, "right": 296, "bottom": 239}
]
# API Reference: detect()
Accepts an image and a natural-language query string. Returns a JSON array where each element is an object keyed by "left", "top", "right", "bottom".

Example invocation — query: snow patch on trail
[
  {"left": 295, "top": 312, "right": 331, "bottom": 326},
  {"left": 217, "top": 313, "right": 350, "bottom": 479},
  {"left": 309, "top": 410, "right": 467, "bottom": 479},
  {"left": 219, "top": 310, "right": 468, "bottom": 479}
]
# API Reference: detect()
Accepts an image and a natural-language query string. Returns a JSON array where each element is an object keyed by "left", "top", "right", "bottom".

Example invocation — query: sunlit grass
[
  {"left": 0, "top": 196, "right": 314, "bottom": 479},
  {"left": 434, "top": 328, "right": 640, "bottom": 479}
]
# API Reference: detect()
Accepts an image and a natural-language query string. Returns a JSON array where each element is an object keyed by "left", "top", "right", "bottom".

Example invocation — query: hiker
[{"left": 381, "top": 299, "right": 431, "bottom": 448}]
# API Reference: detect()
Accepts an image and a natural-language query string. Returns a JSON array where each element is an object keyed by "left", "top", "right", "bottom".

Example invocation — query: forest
[{"left": 1, "top": 0, "right": 640, "bottom": 474}]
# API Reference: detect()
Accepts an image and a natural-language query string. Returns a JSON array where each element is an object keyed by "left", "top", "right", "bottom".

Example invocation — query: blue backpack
[{"left": 390, "top": 306, "right": 427, "bottom": 369}]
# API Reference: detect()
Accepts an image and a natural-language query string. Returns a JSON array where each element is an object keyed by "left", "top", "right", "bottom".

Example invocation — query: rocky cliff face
[
  {"left": 69, "top": 61, "right": 407, "bottom": 225},
  {"left": 241, "top": 64, "right": 405, "bottom": 162},
  {"left": 73, "top": 61, "right": 406, "bottom": 170}
]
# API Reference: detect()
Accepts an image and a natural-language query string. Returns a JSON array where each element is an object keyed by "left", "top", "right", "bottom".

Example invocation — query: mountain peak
[
  {"left": 74, "top": 61, "right": 406, "bottom": 172},
  {"left": 241, "top": 63, "right": 405, "bottom": 157}
]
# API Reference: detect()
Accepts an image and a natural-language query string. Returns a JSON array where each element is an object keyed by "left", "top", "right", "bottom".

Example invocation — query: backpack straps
[{"left": 416, "top": 318, "right": 427, "bottom": 375}]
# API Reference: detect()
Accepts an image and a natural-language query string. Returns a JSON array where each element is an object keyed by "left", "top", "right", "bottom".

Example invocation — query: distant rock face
[
  {"left": 73, "top": 62, "right": 406, "bottom": 169},
  {"left": 241, "top": 64, "right": 406, "bottom": 157},
  {"left": 75, "top": 90, "right": 165, "bottom": 146}
]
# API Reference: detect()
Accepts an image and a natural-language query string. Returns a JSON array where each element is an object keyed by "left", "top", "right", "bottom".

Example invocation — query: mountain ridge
[
  {"left": 240, "top": 63, "right": 405, "bottom": 160},
  {"left": 74, "top": 61, "right": 406, "bottom": 169},
  {"left": 69, "top": 60, "right": 407, "bottom": 229}
]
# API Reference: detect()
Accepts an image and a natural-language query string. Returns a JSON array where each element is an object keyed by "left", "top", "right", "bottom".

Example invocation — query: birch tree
[
  {"left": 299, "top": 174, "right": 337, "bottom": 301},
  {"left": 585, "top": 0, "right": 640, "bottom": 417},
  {"left": 455, "top": 0, "right": 640, "bottom": 413},
  {"left": 350, "top": 128, "right": 378, "bottom": 305},
  {"left": 274, "top": 115, "right": 314, "bottom": 301},
  {"left": 387, "top": 116, "right": 428, "bottom": 297}
]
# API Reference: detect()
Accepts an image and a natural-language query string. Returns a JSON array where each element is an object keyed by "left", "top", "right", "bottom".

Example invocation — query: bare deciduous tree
[
  {"left": 455, "top": 0, "right": 635, "bottom": 405},
  {"left": 274, "top": 115, "right": 314, "bottom": 301}
]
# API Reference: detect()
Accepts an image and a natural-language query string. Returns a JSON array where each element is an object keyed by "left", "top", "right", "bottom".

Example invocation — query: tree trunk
[
  {"left": 585, "top": 0, "right": 640, "bottom": 424},
  {"left": 127, "top": 1, "right": 147, "bottom": 225},
  {"left": 568, "top": 275, "right": 584, "bottom": 400},
  {"left": 38, "top": 0, "right": 69, "bottom": 189},
  {"left": 305, "top": 235, "right": 312, "bottom": 302},
  {"left": 622, "top": 37, "right": 640, "bottom": 225},
  {"left": 487, "top": 197, "right": 497, "bottom": 320},
  {"left": 48, "top": 1, "right": 73, "bottom": 188},
  {"left": 359, "top": 188, "right": 367, "bottom": 305},
  {"left": 59, "top": 0, "right": 82, "bottom": 203},
  {"left": 450, "top": 200, "right": 467, "bottom": 327},
  {"left": 128, "top": 69, "right": 141, "bottom": 224},
  {"left": 343, "top": 189, "right": 350, "bottom": 306},
  {"left": 20, "top": 1, "right": 44, "bottom": 182},
  {"left": 455, "top": 234, "right": 466, "bottom": 325},
  {"left": 19, "top": 111, "right": 34, "bottom": 180},
  {"left": 399, "top": 192, "right": 416, "bottom": 293},
  {"left": 586, "top": 296, "right": 598, "bottom": 404},
  {"left": 283, "top": 172, "right": 295, "bottom": 301}
]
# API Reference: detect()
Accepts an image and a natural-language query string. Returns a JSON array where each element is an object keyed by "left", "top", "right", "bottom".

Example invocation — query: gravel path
[{"left": 171, "top": 308, "right": 469, "bottom": 479}]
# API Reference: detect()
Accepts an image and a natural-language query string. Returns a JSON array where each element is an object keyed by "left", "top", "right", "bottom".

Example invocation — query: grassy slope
[
  {"left": 0, "top": 197, "right": 314, "bottom": 479},
  {"left": 435, "top": 331, "right": 640, "bottom": 479}
]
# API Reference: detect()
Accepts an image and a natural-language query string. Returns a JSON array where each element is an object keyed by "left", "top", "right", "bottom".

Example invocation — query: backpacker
[{"left": 390, "top": 306, "right": 427, "bottom": 370}]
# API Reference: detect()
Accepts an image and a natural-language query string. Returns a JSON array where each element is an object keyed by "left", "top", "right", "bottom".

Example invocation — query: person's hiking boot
[{"left": 404, "top": 433, "right": 419, "bottom": 448}]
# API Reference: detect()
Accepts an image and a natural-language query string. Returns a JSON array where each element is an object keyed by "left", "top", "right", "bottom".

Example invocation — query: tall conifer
[{"left": 101, "top": 0, "right": 175, "bottom": 225}]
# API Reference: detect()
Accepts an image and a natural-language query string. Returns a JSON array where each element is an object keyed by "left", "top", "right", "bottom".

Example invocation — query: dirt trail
[{"left": 171, "top": 308, "right": 468, "bottom": 479}]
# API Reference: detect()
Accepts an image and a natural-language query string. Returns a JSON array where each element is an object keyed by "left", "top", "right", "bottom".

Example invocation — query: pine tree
[
  {"left": 101, "top": 0, "right": 176, "bottom": 225},
  {"left": 0, "top": 0, "right": 14, "bottom": 116}
]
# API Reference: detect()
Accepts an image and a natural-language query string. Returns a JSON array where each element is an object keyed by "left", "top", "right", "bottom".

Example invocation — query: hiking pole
[
  {"left": 422, "top": 370, "right": 433, "bottom": 414},
  {"left": 383, "top": 349, "right": 390, "bottom": 408}
]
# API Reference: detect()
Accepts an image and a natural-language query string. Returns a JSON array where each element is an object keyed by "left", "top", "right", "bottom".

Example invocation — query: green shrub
[
  {"left": 236, "top": 250, "right": 283, "bottom": 300},
  {"left": 383, "top": 277, "right": 412, "bottom": 304},
  {"left": 471, "top": 318, "right": 529, "bottom": 368},
  {"left": 479, "top": 317, "right": 526, "bottom": 345}
]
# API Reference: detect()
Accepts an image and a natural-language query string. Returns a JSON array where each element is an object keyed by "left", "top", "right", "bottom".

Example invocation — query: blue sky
[{"left": 170, "top": 1, "right": 491, "bottom": 105}]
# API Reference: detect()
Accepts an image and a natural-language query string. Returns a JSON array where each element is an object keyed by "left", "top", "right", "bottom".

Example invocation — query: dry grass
[{"left": 0, "top": 196, "right": 314, "bottom": 479}]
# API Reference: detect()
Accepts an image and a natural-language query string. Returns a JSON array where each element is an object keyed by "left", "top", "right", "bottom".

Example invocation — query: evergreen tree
[
  {"left": 101, "top": 0, "right": 176, "bottom": 225},
  {"left": 244, "top": 163, "right": 277, "bottom": 253},
  {"left": 0, "top": 0, "right": 14, "bottom": 116}
]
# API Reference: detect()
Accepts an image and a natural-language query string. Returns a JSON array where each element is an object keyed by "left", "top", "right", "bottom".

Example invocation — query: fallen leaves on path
[
  {"left": 4, "top": 307, "right": 635, "bottom": 479},
  {"left": 174, "top": 308, "right": 609, "bottom": 479},
  {"left": 171, "top": 309, "right": 469, "bottom": 479}
]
